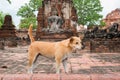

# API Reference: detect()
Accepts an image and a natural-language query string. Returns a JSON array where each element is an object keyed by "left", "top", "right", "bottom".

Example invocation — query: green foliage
[
  {"left": 17, "top": 0, "right": 42, "bottom": 29},
  {"left": 17, "top": 4, "right": 36, "bottom": 18},
  {"left": 19, "top": 17, "right": 37, "bottom": 29},
  {"left": 0, "top": 11, "right": 5, "bottom": 28},
  {"left": 73, "top": 0, "right": 103, "bottom": 26},
  {"left": 0, "top": 12, "right": 11, "bottom": 28},
  {"left": 17, "top": 0, "right": 103, "bottom": 29},
  {"left": 7, "top": 0, "right": 11, "bottom": 4},
  {"left": 29, "top": 0, "right": 42, "bottom": 11},
  {"left": 100, "top": 20, "right": 106, "bottom": 27}
]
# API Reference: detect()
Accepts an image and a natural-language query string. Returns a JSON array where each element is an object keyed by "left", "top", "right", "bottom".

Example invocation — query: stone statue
[{"left": 44, "top": 15, "right": 64, "bottom": 33}]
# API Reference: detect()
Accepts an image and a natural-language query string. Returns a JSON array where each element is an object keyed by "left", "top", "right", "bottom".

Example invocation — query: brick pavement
[{"left": 0, "top": 46, "right": 120, "bottom": 80}]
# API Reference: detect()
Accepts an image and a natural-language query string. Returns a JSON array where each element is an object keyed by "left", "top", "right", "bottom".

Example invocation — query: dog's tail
[{"left": 28, "top": 24, "right": 35, "bottom": 43}]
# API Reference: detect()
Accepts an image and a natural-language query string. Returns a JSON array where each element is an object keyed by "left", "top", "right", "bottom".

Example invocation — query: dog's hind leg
[{"left": 28, "top": 52, "right": 39, "bottom": 74}]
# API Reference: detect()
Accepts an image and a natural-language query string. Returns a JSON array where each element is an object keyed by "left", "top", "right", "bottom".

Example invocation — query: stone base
[
  {"left": 36, "top": 31, "right": 75, "bottom": 40},
  {"left": 0, "top": 29, "right": 17, "bottom": 38},
  {"left": 90, "top": 38, "right": 120, "bottom": 53}
]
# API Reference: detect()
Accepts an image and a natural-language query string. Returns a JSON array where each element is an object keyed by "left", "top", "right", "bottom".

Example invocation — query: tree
[
  {"left": 17, "top": 0, "right": 42, "bottom": 29},
  {"left": 29, "top": 0, "right": 42, "bottom": 11},
  {"left": 6, "top": 0, "right": 11, "bottom": 4},
  {"left": 17, "top": 4, "right": 36, "bottom": 29},
  {"left": 0, "top": 0, "right": 11, "bottom": 27},
  {"left": 73, "top": 0, "right": 103, "bottom": 27},
  {"left": 18, "top": 0, "right": 103, "bottom": 29},
  {"left": 0, "top": 11, "right": 5, "bottom": 28},
  {"left": 19, "top": 17, "right": 37, "bottom": 29},
  {"left": 0, "top": 12, "right": 11, "bottom": 28},
  {"left": 17, "top": 4, "right": 35, "bottom": 18}
]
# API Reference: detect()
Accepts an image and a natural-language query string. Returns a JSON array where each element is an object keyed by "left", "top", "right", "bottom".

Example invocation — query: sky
[
  {"left": 0, "top": 0, "right": 29, "bottom": 29},
  {"left": 100, "top": 0, "right": 120, "bottom": 17},
  {"left": 0, "top": 0, "right": 120, "bottom": 29}
]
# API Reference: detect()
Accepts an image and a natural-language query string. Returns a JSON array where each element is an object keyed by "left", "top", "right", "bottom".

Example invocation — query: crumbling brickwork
[
  {"left": 103, "top": 8, "right": 120, "bottom": 31},
  {"left": 90, "top": 39, "right": 120, "bottom": 53},
  {"left": 36, "top": 0, "right": 78, "bottom": 39},
  {"left": 0, "top": 15, "right": 17, "bottom": 38}
]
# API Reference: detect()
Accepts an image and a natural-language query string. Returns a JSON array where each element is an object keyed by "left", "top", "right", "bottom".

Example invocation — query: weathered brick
[
  {"left": 3, "top": 74, "right": 32, "bottom": 80},
  {"left": 0, "top": 74, "right": 4, "bottom": 80},
  {"left": 32, "top": 74, "right": 60, "bottom": 80},
  {"left": 91, "top": 74, "right": 120, "bottom": 80},
  {"left": 61, "top": 74, "right": 90, "bottom": 80}
]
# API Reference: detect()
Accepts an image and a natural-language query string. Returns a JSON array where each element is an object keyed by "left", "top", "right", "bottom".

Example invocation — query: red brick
[
  {"left": 3, "top": 74, "right": 32, "bottom": 80},
  {"left": 0, "top": 74, "right": 4, "bottom": 80},
  {"left": 91, "top": 74, "right": 120, "bottom": 80},
  {"left": 91, "top": 74, "right": 104, "bottom": 80},
  {"left": 32, "top": 74, "right": 60, "bottom": 80},
  {"left": 61, "top": 74, "right": 90, "bottom": 80}
]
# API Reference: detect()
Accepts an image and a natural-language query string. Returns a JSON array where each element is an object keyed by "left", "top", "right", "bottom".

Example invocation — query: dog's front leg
[
  {"left": 55, "top": 57, "right": 61, "bottom": 74},
  {"left": 62, "top": 58, "right": 68, "bottom": 73},
  {"left": 28, "top": 63, "right": 34, "bottom": 74}
]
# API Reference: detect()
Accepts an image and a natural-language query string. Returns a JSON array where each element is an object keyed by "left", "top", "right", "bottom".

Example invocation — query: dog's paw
[
  {"left": 28, "top": 69, "right": 33, "bottom": 74},
  {"left": 65, "top": 70, "right": 69, "bottom": 74}
]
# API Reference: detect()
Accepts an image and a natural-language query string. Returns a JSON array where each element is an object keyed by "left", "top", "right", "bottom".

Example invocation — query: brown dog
[{"left": 28, "top": 24, "right": 84, "bottom": 74}]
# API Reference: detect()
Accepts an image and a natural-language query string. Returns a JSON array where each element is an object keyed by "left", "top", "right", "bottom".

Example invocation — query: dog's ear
[
  {"left": 70, "top": 37, "right": 74, "bottom": 43},
  {"left": 61, "top": 37, "right": 74, "bottom": 47}
]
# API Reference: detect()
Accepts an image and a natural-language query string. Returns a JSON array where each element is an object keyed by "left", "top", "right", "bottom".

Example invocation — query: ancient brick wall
[
  {"left": 36, "top": 0, "right": 78, "bottom": 39},
  {"left": 103, "top": 8, "right": 120, "bottom": 31},
  {"left": 90, "top": 38, "right": 120, "bottom": 53},
  {"left": 0, "top": 15, "right": 17, "bottom": 38}
]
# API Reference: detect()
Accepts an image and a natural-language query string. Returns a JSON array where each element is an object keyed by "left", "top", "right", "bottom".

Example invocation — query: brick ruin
[
  {"left": 0, "top": 4, "right": 119, "bottom": 53},
  {"left": 84, "top": 8, "right": 120, "bottom": 53},
  {"left": 0, "top": 15, "right": 17, "bottom": 48},
  {"left": 36, "top": 0, "right": 78, "bottom": 40},
  {"left": 103, "top": 8, "right": 120, "bottom": 31},
  {"left": 90, "top": 38, "right": 120, "bottom": 53},
  {"left": 0, "top": 15, "right": 17, "bottom": 38}
]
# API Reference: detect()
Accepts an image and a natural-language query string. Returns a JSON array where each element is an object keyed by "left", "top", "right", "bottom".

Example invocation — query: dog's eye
[{"left": 76, "top": 42, "right": 78, "bottom": 44}]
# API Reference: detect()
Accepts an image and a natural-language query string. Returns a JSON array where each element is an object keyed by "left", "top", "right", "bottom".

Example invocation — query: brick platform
[
  {"left": 0, "top": 46, "right": 120, "bottom": 80},
  {"left": 0, "top": 74, "right": 120, "bottom": 80}
]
